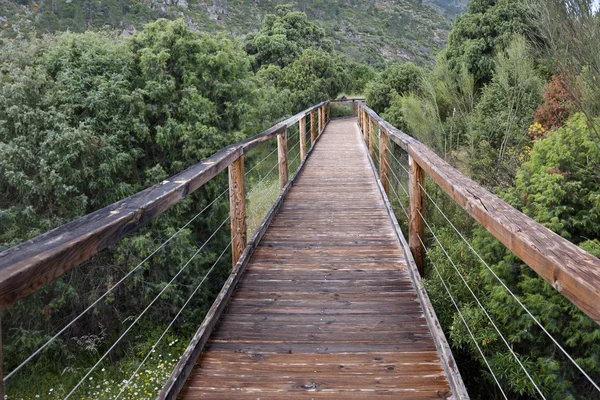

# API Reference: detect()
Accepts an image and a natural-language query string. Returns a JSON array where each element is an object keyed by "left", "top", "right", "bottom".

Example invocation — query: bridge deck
[{"left": 180, "top": 119, "right": 453, "bottom": 398}]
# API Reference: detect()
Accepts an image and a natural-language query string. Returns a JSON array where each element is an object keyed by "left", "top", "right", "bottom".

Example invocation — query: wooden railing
[
  {"left": 357, "top": 102, "right": 600, "bottom": 326},
  {"left": 0, "top": 100, "right": 332, "bottom": 397}
]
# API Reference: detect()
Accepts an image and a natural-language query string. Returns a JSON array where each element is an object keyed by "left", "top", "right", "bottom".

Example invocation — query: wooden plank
[
  {"left": 228, "top": 156, "right": 246, "bottom": 267},
  {"left": 409, "top": 141, "right": 600, "bottom": 324},
  {"left": 299, "top": 117, "right": 307, "bottom": 160},
  {"left": 0, "top": 142, "right": 244, "bottom": 307},
  {"left": 361, "top": 100, "right": 600, "bottom": 324},
  {"left": 0, "top": 101, "right": 337, "bottom": 307},
  {"left": 380, "top": 129, "right": 390, "bottom": 196},
  {"left": 179, "top": 118, "right": 456, "bottom": 399},
  {"left": 409, "top": 154, "right": 425, "bottom": 277},
  {"left": 278, "top": 129, "right": 288, "bottom": 189},
  {"left": 363, "top": 128, "right": 469, "bottom": 399},
  {"left": 158, "top": 112, "right": 328, "bottom": 400}
]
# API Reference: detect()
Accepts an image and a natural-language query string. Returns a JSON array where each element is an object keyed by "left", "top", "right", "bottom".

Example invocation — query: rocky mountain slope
[{"left": 1, "top": 0, "right": 467, "bottom": 65}]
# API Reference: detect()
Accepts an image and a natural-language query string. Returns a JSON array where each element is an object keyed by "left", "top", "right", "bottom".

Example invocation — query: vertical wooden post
[
  {"left": 278, "top": 129, "right": 288, "bottom": 189},
  {"left": 363, "top": 112, "right": 369, "bottom": 142},
  {"left": 327, "top": 102, "right": 330, "bottom": 122},
  {"left": 310, "top": 111, "right": 317, "bottom": 144},
  {"left": 299, "top": 116, "right": 307, "bottom": 161},
  {"left": 379, "top": 129, "right": 389, "bottom": 196},
  {"left": 318, "top": 107, "right": 322, "bottom": 134},
  {"left": 409, "top": 154, "right": 425, "bottom": 277},
  {"left": 369, "top": 118, "right": 376, "bottom": 161},
  {"left": 229, "top": 155, "right": 247, "bottom": 268}
]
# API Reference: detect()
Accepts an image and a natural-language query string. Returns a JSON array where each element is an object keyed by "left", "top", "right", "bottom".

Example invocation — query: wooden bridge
[{"left": 0, "top": 100, "right": 599, "bottom": 399}]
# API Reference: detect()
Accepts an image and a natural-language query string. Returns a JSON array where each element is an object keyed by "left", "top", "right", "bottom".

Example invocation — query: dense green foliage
[
  {"left": 0, "top": 8, "right": 354, "bottom": 397},
  {"left": 0, "top": 0, "right": 467, "bottom": 66},
  {"left": 366, "top": 1, "right": 600, "bottom": 398},
  {"left": 445, "top": 0, "right": 532, "bottom": 86}
]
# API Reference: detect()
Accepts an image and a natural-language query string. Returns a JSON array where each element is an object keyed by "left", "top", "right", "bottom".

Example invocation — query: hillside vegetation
[{"left": 0, "top": 0, "right": 466, "bottom": 66}]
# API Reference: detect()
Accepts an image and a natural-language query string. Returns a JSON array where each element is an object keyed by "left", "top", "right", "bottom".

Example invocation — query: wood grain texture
[
  {"left": 159, "top": 111, "right": 328, "bottom": 400},
  {"left": 0, "top": 101, "right": 334, "bottom": 308},
  {"left": 380, "top": 129, "right": 390, "bottom": 196},
  {"left": 179, "top": 119, "right": 455, "bottom": 399},
  {"left": 369, "top": 117, "right": 376, "bottom": 162},
  {"left": 358, "top": 102, "right": 600, "bottom": 324},
  {"left": 300, "top": 117, "right": 307, "bottom": 160},
  {"left": 409, "top": 155, "right": 425, "bottom": 277},
  {"left": 361, "top": 130, "right": 469, "bottom": 399},
  {"left": 318, "top": 107, "right": 322, "bottom": 134},
  {"left": 278, "top": 130, "right": 289, "bottom": 190},
  {"left": 228, "top": 156, "right": 246, "bottom": 267},
  {"left": 311, "top": 111, "right": 317, "bottom": 144}
]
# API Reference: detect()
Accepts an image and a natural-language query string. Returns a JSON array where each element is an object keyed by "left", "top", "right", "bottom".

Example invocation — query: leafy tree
[
  {"left": 445, "top": 0, "right": 533, "bottom": 86},
  {"left": 365, "top": 62, "right": 423, "bottom": 114},
  {"left": 246, "top": 5, "right": 330, "bottom": 69},
  {"left": 271, "top": 49, "right": 349, "bottom": 111}
]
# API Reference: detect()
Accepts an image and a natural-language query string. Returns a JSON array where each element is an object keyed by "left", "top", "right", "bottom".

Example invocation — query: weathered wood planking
[
  {"left": 159, "top": 113, "right": 331, "bottom": 400},
  {"left": 359, "top": 103, "right": 600, "bottom": 325},
  {"left": 278, "top": 129, "right": 289, "bottom": 189},
  {"left": 299, "top": 116, "right": 307, "bottom": 160},
  {"left": 0, "top": 102, "right": 328, "bottom": 308},
  {"left": 228, "top": 156, "right": 246, "bottom": 267},
  {"left": 379, "top": 129, "right": 390, "bottom": 196},
  {"left": 409, "top": 155, "right": 425, "bottom": 277},
  {"left": 179, "top": 119, "right": 459, "bottom": 399}
]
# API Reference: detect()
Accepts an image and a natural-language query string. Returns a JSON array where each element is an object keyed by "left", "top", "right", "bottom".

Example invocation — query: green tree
[
  {"left": 445, "top": 0, "right": 532, "bottom": 87},
  {"left": 365, "top": 62, "right": 423, "bottom": 114},
  {"left": 246, "top": 5, "right": 330, "bottom": 69}
]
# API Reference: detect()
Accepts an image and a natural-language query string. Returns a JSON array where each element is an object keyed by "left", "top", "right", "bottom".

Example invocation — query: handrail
[
  {"left": 358, "top": 103, "right": 600, "bottom": 325},
  {"left": 0, "top": 101, "right": 330, "bottom": 308}
]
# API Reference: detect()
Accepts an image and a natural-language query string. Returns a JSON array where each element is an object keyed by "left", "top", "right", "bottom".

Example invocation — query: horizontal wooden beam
[
  {"left": 0, "top": 102, "right": 327, "bottom": 308},
  {"left": 359, "top": 104, "right": 600, "bottom": 325}
]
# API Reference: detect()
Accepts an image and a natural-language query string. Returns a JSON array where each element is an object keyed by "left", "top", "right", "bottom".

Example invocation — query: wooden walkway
[{"left": 180, "top": 119, "right": 454, "bottom": 398}]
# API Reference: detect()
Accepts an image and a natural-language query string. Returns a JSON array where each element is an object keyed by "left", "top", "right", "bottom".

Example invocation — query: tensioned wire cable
[
  {"left": 415, "top": 233, "right": 509, "bottom": 400},
  {"left": 417, "top": 180, "right": 600, "bottom": 393},
  {"left": 114, "top": 236, "right": 235, "bottom": 398},
  {"left": 416, "top": 207, "right": 546, "bottom": 399},
  {"left": 63, "top": 214, "right": 233, "bottom": 399},
  {"left": 244, "top": 145, "right": 278, "bottom": 177},
  {"left": 382, "top": 146, "right": 510, "bottom": 397},
  {"left": 388, "top": 143, "right": 599, "bottom": 393},
  {"left": 4, "top": 187, "right": 230, "bottom": 382}
]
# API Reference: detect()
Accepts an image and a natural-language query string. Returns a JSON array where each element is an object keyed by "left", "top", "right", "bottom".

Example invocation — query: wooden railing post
[
  {"left": 363, "top": 112, "right": 369, "bottom": 142},
  {"left": 299, "top": 116, "right": 307, "bottom": 160},
  {"left": 318, "top": 107, "right": 322, "bottom": 134},
  {"left": 229, "top": 155, "right": 247, "bottom": 268},
  {"left": 380, "top": 129, "right": 389, "bottom": 196},
  {"left": 369, "top": 117, "right": 376, "bottom": 161},
  {"left": 409, "top": 155, "right": 425, "bottom": 277},
  {"left": 278, "top": 129, "right": 288, "bottom": 189},
  {"left": 310, "top": 111, "right": 316, "bottom": 144}
]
